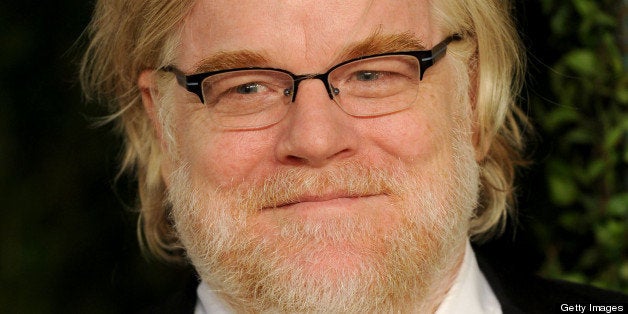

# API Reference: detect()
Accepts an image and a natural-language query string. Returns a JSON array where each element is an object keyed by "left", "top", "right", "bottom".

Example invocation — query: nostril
[{"left": 284, "top": 155, "right": 306, "bottom": 165}]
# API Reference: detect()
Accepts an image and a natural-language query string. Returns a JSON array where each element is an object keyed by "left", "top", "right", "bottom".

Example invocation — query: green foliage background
[
  {"left": 0, "top": 0, "right": 625, "bottom": 312},
  {"left": 523, "top": 0, "right": 627, "bottom": 292}
]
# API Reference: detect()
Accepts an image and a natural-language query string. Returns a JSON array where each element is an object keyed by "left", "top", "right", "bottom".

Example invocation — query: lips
[{"left": 263, "top": 192, "right": 382, "bottom": 210}]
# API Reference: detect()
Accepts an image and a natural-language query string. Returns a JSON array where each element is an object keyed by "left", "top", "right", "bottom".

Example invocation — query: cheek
[
  {"left": 369, "top": 91, "right": 457, "bottom": 164},
  {"left": 196, "top": 136, "right": 275, "bottom": 186},
  {"left": 173, "top": 107, "right": 275, "bottom": 187}
]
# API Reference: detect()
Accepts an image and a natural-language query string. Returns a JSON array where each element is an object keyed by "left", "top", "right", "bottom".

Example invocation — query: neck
[{"left": 419, "top": 240, "right": 468, "bottom": 312}]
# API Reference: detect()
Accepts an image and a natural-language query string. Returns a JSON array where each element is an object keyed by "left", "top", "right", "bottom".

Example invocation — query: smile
[{"left": 263, "top": 193, "right": 385, "bottom": 211}]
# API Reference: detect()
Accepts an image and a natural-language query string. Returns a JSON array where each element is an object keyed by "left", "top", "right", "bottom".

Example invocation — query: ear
[
  {"left": 467, "top": 53, "right": 489, "bottom": 162},
  {"left": 470, "top": 94, "right": 490, "bottom": 163},
  {"left": 138, "top": 70, "right": 174, "bottom": 187},
  {"left": 138, "top": 70, "right": 163, "bottom": 139},
  {"left": 472, "top": 121, "right": 490, "bottom": 163}
]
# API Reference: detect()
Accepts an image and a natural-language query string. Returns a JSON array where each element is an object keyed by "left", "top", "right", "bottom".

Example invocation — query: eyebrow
[
  {"left": 336, "top": 31, "right": 426, "bottom": 61},
  {"left": 192, "top": 50, "right": 270, "bottom": 73},
  {"left": 191, "top": 31, "right": 426, "bottom": 74}
]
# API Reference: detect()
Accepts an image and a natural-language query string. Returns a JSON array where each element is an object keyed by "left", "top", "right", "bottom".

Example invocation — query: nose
[{"left": 275, "top": 79, "right": 358, "bottom": 167}]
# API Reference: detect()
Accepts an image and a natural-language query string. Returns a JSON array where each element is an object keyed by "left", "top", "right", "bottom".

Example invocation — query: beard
[{"left": 168, "top": 119, "right": 480, "bottom": 312}]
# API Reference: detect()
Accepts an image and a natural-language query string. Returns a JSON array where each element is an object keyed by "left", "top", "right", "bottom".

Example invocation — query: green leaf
[
  {"left": 563, "top": 49, "right": 598, "bottom": 76},
  {"left": 621, "top": 262, "right": 628, "bottom": 281},
  {"left": 543, "top": 107, "right": 581, "bottom": 131},
  {"left": 616, "top": 87, "right": 628, "bottom": 104},
  {"left": 604, "top": 119, "right": 628, "bottom": 151},
  {"left": 584, "top": 159, "right": 606, "bottom": 183},
  {"left": 550, "top": 5, "right": 572, "bottom": 36},
  {"left": 607, "top": 193, "right": 628, "bottom": 217},
  {"left": 572, "top": 0, "right": 597, "bottom": 17},
  {"left": 595, "top": 220, "right": 625, "bottom": 251},
  {"left": 592, "top": 11, "right": 616, "bottom": 28},
  {"left": 548, "top": 173, "right": 579, "bottom": 206},
  {"left": 563, "top": 127, "right": 595, "bottom": 146}
]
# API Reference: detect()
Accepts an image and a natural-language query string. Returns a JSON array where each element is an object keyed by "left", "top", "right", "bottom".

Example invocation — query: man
[{"left": 81, "top": 0, "right": 627, "bottom": 312}]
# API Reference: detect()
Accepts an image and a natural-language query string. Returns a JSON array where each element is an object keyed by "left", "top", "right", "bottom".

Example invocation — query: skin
[
  {"left": 148, "top": 0, "right": 459, "bottom": 200},
  {"left": 139, "top": 0, "right": 480, "bottom": 310}
]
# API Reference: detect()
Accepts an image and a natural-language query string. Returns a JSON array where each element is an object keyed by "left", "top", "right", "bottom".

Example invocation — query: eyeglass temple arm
[
  {"left": 161, "top": 66, "right": 205, "bottom": 102},
  {"left": 418, "top": 34, "right": 462, "bottom": 80}
]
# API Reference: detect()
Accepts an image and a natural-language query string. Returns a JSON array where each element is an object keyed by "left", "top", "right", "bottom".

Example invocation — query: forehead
[{"left": 177, "top": 0, "right": 437, "bottom": 71}]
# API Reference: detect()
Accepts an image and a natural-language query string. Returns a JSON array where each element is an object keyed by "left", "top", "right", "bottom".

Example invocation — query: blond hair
[
  {"left": 432, "top": 0, "right": 528, "bottom": 239},
  {"left": 81, "top": 0, "right": 527, "bottom": 260}
]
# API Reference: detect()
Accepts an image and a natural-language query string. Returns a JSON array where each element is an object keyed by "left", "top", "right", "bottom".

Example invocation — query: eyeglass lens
[{"left": 201, "top": 55, "right": 422, "bottom": 128}]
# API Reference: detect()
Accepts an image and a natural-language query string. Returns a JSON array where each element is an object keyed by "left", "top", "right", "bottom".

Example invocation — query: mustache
[{"left": 210, "top": 161, "right": 411, "bottom": 212}]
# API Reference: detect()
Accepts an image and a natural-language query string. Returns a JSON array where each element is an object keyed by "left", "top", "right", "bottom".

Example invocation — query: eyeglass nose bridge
[{"left": 287, "top": 73, "right": 340, "bottom": 102}]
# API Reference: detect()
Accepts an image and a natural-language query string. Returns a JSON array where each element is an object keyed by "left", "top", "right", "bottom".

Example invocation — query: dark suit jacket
[
  {"left": 145, "top": 251, "right": 628, "bottom": 313},
  {"left": 475, "top": 252, "right": 628, "bottom": 313}
]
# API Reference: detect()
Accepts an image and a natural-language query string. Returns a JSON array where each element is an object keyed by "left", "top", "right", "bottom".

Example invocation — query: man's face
[{"left": 156, "top": 0, "right": 479, "bottom": 311}]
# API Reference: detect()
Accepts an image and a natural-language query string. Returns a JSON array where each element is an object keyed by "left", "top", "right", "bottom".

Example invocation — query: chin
[{"left": 168, "top": 119, "right": 479, "bottom": 311}]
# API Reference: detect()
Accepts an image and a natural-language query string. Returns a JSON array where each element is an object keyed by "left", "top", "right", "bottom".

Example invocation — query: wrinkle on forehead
[{"left": 178, "top": 0, "right": 433, "bottom": 72}]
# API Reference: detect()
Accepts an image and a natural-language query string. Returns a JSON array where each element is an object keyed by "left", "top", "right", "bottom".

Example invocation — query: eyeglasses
[{"left": 163, "top": 35, "right": 461, "bottom": 129}]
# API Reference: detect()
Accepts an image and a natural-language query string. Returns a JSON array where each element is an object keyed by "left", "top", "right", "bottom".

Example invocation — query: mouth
[{"left": 263, "top": 192, "right": 384, "bottom": 211}]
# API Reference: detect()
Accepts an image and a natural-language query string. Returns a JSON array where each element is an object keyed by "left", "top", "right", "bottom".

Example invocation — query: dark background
[{"left": 1, "top": 0, "right": 625, "bottom": 312}]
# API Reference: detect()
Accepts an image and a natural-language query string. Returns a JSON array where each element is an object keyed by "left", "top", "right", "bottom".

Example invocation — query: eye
[
  {"left": 355, "top": 71, "right": 383, "bottom": 82},
  {"left": 235, "top": 82, "right": 266, "bottom": 94}
]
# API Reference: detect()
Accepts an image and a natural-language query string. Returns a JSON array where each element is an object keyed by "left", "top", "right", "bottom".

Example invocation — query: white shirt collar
[
  {"left": 434, "top": 241, "right": 502, "bottom": 314},
  {"left": 194, "top": 241, "right": 501, "bottom": 313},
  {"left": 194, "top": 282, "right": 230, "bottom": 314}
]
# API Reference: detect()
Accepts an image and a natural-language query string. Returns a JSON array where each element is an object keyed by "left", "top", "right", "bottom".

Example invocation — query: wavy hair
[{"left": 81, "top": 0, "right": 528, "bottom": 260}]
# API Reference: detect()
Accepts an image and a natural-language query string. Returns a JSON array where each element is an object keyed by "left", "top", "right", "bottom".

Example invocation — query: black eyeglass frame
[{"left": 162, "top": 34, "right": 462, "bottom": 104}]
